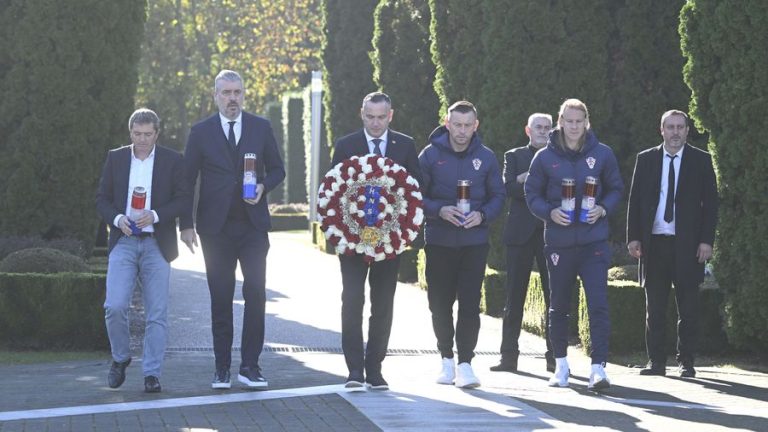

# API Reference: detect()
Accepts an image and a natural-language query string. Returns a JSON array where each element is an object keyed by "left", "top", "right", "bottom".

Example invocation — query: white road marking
[{"left": 0, "top": 384, "right": 350, "bottom": 422}]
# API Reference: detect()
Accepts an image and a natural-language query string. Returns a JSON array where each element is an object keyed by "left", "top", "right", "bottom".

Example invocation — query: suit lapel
[
  {"left": 676, "top": 143, "right": 693, "bottom": 197},
  {"left": 356, "top": 130, "right": 369, "bottom": 156},
  {"left": 116, "top": 147, "right": 132, "bottom": 207},
  {"left": 650, "top": 144, "right": 664, "bottom": 206},
  {"left": 210, "top": 115, "right": 236, "bottom": 170},
  {"left": 386, "top": 131, "right": 400, "bottom": 160}
]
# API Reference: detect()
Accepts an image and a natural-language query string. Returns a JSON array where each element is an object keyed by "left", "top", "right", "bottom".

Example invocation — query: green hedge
[
  {"left": 310, "top": 221, "right": 335, "bottom": 255},
  {"left": 578, "top": 280, "right": 727, "bottom": 355},
  {"left": 270, "top": 213, "right": 308, "bottom": 231},
  {"left": 681, "top": 0, "right": 768, "bottom": 352},
  {"left": 397, "top": 247, "right": 419, "bottom": 283},
  {"left": 0, "top": 273, "right": 108, "bottom": 350}
]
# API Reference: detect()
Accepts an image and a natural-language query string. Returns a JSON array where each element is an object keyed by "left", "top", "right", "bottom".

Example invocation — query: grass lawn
[{"left": 0, "top": 350, "right": 105, "bottom": 365}]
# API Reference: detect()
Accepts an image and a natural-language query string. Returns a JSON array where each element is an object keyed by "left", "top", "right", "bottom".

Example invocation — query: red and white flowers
[{"left": 317, "top": 154, "right": 423, "bottom": 262}]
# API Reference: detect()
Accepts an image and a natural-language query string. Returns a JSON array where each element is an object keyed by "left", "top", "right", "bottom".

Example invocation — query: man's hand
[
  {"left": 244, "top": 184, "right": 265, "bottom": 205},
  {"left": 461, "top": 211, "right": 483, "bottom": 229},
  {"left": 439, "top": 205, "right": 466, "bottom": 227},
  {"left": 118, "top": 216, "right": 133, "bottom": 236},
  {"left": 584, "top": 204, "right": 605, "bottom": 225},
  {"left": 180, "top": 228, "right": 198, "bottom": 254},
  {"left": 516, "top": 171, "right": 528, "bottom": 184},
  {"left": 627, "top": 240, "right": 642, "bottom": 259},
  {"left": 133, "top": 209, "right": 155, "bottom": 229},
  {"left": 550, "top": 208, "right": 571, "bottom": 226},
  {"left": 697, "top": 243, "right": 713, "bottom": 263}
]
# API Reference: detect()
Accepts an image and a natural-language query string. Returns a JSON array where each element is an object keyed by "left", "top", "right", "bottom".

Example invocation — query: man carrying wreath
[{"left": 330, "top": 92, "right": 422, "bottom": 390}]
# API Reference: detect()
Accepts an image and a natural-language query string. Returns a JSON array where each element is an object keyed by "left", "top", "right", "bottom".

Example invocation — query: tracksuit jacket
[{"left": 418, "top": 126, "right": 505, "bottom": 247}]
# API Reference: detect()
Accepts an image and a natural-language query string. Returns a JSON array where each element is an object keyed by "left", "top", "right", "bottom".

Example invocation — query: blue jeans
[{"left": 104, "top": 236, "right": 170, "bottom": 377}]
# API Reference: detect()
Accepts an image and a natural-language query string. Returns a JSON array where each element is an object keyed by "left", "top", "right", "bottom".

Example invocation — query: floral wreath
[{"left": 316, "top": 154, "right": 423, "bottom": 263}]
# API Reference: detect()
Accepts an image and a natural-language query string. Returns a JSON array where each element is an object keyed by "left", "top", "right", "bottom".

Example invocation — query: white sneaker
[
  {"left": 588, "top": 363, "right": 611, "bottom": 390},
  {"left": 548, "top": 357, "right": 569, "bottom": 387},
  {"left": 454, "top": 362, "right": 481, "bottom": 389},
  {"left": 436, "top": 357, "right": 455, "bottom": 385}
]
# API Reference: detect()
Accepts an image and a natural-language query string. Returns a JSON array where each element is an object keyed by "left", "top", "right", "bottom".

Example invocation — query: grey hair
[
  {"left": 128, "top": 108, "right": 160, "bottom": 131},
  {"left": 527, "top": 112, "right": 553, "bottom": 127},
  {"left": 214, "top": 69, "right": 243, "bottom": 92},
  {"left": 660, "top": 109, "right": 688, "bottom": 128}
]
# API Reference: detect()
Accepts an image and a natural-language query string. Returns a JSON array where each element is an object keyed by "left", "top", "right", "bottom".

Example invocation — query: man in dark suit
[
  {"left": 331, "top": 92, "right": 421, "bottom": 391},
  {"left": 96, "top": 108, "right": 189, "bottom": 393},
  {"left": 181, "top": 70, "right": 285, "bottom": 390},
  {"left": 491, "top": 113, "right": 555, "bottom": 373},
  {"left": 627, "top": 110, "right": 718, "bottom": 378}
]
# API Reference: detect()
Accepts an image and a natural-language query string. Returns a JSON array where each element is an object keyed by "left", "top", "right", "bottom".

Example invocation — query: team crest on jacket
[
  {"left": 586, "top": 157, "right": 596, "bottom": 169},
  {"left": 472, "top": 158, "right": 482, "bottom": 170},
  {"left": 550, "top": 253, "right": 560, "bottom": 266}
]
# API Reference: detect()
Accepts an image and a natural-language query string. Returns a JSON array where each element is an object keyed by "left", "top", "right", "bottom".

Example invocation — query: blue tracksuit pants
[{"left": 545, "top": 241, "right": 611, "bottom": 364}]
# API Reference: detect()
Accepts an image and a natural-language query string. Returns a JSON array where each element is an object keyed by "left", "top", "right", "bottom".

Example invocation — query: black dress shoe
[
  {"left": 345, "top": 370, "right": 365, "bottom": 389},
  {"left": 238, "top": 367, "right": 268, "bottom": 389},
  {"left": 489, "top": 358, "right": 518, "bottom": 372},
  {"left": 144, "top": 376, "right": 162, "bottom": 393},
  {"left": 639, "top": 364, "right": 666, "bottom": 376},
  {"left": 365, "top": 374, "right": 389, "bottom": 390},
  {"left": 679, "top": 364, "right": 696, "bottom": 378},
  {"left": 108, "top": 358, "right": 131, "bottom": 388}
]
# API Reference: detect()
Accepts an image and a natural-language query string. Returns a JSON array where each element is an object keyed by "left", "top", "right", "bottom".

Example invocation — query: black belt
[
  {"left": 134, "top": 232, "right": 155, "bottom": 238},
  {"left": 652, "top": 234, "right": 675, "bottom": 239}
]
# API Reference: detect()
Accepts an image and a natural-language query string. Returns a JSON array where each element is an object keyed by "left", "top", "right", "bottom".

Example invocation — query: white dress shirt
[
  {"left": 363, "top": 130, "right": 388, "bottom": 156},
  {"left": 113, "top": 145, "right": 159, "bottom": 232},
  {"left": 652, "top": 146, "right": 684, "bottom": 235},
  {"left": 220, "top": 112, "right": 243, "bottom": 145}
]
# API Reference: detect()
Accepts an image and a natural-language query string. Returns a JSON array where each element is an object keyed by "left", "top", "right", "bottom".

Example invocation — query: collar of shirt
[
  {"left": 131, "top": 144, "right": 156, "bottom": 162},
  {"left": 219, "top": 112, "right": 243, "bottom": 143},
  {"left": 663, "top": 144, "right": 685, "bottom": 160},
  {"left": 363, "top": 129, "right": 388, "bottom": 156}
]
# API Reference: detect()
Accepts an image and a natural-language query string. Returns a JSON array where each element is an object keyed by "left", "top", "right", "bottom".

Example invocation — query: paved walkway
[{"left": 1, "top": 231, "right": 767, "bottom": 431}]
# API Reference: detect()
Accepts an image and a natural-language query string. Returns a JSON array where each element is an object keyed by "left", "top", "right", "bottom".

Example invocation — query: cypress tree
[
  {"left": 371, "top": 0, "right": 440, "bottom": 149},
  {"left": 681, "top": 0, "right": 768, "bottom": 350},
  {"left": 321, "top": 0, "right": 378, "bottom": 149},
  {"left": 282, "top": 92, "right": 307, "bottom": 203},
  {"left": 604, "top": 0, "right": 695, "bottom": 180},
  {"left": 264, "top": 101, "right": 285, "bottom": 205},
  {"left": 428, "top": 0, "right": 486, "bottom": 109},
  {"left": 0, "top": 0, "right": 146, "bottom": 249},
  {"left": 303, "top": 84, "right": 330, "bottom": 204}
]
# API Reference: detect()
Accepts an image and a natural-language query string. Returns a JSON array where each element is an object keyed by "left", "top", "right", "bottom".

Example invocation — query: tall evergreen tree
[
  {"left": 681, "top": 0, "right": 768, "bottom": 350},
  {"left": 428, "top": 0, "right": 485, "bottom": 110},
  {"left": 321, "top": 0, "right": 378, "bottom": 149},
  {"left": 605, "top": 0, "right": 695, "bottom": 180},
  {"left": 282, "top": 92, "right": 307, "bottom": 203},
  {"left": 0, "top": 0, "right": 146, "bottom": 249},
  {"left": 371, "top": 0, "right": 440, "bottom": 149}
]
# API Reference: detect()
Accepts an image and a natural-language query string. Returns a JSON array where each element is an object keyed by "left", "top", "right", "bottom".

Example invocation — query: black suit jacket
[
  {"left": 502, "top": 144, "right": 543, "bottom": 246},
  {"left": 627, "top": 143, "right": 718, "bottom": 284},
  {"left": 331, "top": 129, "right": 422, "bottom": 185},
  {"left": 96, "top": 145, "right": 188, "bottom": 262},
  {"left": 182, "top": 112, "right": 286, "bottom": 234}
]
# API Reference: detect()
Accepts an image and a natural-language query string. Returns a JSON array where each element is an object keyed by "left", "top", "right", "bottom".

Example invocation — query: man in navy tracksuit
[
  {"left": 418, "top": 101, "right": 505, "bottom": 389},
  {"left": 525, "top": 99, "right": 623, "bottom": 389}
]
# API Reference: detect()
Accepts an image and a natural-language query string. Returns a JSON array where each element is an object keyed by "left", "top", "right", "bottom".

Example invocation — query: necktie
[
  {"left": 664, "top": 154, "right": 677, "bottom": 223},
  {"left": 372, "top": 138, "right": 383, "bottom": 156},
  {"left": 228, "top": 121, "right": 237, "bottom": 149}
]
